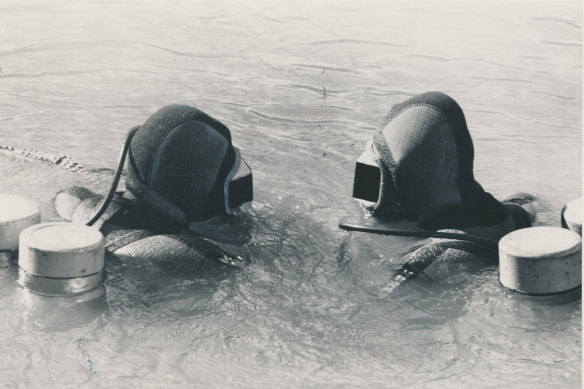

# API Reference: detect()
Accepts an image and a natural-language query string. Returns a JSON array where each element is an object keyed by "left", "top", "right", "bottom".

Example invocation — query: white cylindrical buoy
[
  {"left": 499, "top": 226, "right": 582, "bottom": 295},
  {"left": 18, "top": 222, "right": 105, "bottom": 296},
  {"left": 562, "top": 198, "right": 582, "bottom": 236},
  {"left": 0, "top": 194, "right": 41, "bottom": 251}
]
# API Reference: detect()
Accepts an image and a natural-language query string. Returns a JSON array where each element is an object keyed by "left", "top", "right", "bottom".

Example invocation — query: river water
[{"left": 0, "top": 0, "right": 581, "bottom": 388}]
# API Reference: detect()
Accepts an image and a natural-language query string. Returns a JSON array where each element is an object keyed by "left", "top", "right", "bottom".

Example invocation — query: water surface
[{"left": 0, "top": 1, "right": 581, "bottom": 388}]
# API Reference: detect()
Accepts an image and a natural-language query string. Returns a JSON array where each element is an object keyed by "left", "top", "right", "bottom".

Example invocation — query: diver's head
[
  {"left": 353, "top": 91, "right": 507, "bottom": 230},
  {"left": 126, "top": 104, "right": 253, "bottom": 225}
]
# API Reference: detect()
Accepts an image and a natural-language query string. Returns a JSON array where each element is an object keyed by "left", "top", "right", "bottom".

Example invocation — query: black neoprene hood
[
  {"left": 372, "top": 91, "right": 508, "bottom": 230},
  {"left": 126, "top": 104, "right": 251, "bottom": 223}
]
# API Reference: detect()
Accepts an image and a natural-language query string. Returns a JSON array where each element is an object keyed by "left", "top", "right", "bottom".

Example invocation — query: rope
[{"left": 0, "top": 144, "right": 89, "bottom": 174}]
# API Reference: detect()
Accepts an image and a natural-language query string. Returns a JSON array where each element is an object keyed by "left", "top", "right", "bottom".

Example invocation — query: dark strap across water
[{"left": 338, "top": 220, "right": 499, "bottom": 247}]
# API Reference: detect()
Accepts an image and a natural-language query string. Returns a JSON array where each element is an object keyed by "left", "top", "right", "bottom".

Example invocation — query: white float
[
  {"left": 18, "top": 222, "right": 105, "bottom": 296},
  {"left": 0, "top": 194, "right": 41, "bottom": 251},
  {"left": 499, "top": 226, "right": 581, "bottom": 295}
]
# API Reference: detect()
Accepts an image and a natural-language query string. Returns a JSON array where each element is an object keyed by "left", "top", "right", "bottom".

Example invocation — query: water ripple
[
  {"left": 0, "top": 39, "right": 224, "bottom": 59},
  {"left": 291, "top": 63, "right": 358, "bottom": 74},
  {"left": 0, "top": 68, "right": 161, "bottom": 80},
  {"left": 406, "top": 54, "right": 542, "bottom": 72},
  {"left": 297, "top": 38, "right": 411, "bottom": 47},
  {"left": 470, "top": 76, "right": 534, "bottom": 84},
  {"left": 260, "top": 15, "right": 311, "bottom": 23},
  {"left": 529, "top": 90, "right": 575, "bottom": 100},
  {"left": 532, "top": 16, "right": 581, "bottom": 30},
  {"left": 541, "top": 40, "right": 582, "bottom": 47},
  {"left": 286, "top": 83, "right": 328, "bottom": 94},
  {"left": 248, "top": 108, "right": 343, "bottom": 125}
]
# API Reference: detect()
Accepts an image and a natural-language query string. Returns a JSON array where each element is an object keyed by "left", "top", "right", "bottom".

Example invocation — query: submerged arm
[{"left": 392, "top": 240, "right": 497, "bottom": 283}]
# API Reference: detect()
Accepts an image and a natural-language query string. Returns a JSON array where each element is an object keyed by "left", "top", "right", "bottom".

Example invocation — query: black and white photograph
[{"left": 0, "top": 0, "right": 581, "bottom": 387}]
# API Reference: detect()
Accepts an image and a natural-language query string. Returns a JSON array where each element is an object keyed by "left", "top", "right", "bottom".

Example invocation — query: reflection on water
[
  {"left": 18, "top": 286, "right": 107, "bottom": 332},
  {"left": 0, "top": 0, "right": 581, "bottom": 387}
]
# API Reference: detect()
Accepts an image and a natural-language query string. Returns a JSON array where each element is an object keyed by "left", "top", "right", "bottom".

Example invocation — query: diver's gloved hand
[
  {"left": 54, "top": 186, "right": 100, "bottom": 222},
  {"left": 502, "top": 192, "right": 536, "bottom": 224},
  {"left": 54, "top": 186, "right": 128, "bottom": 227},
  {"left": 442, "top": 192, "right": 536, "bottom": 242}
]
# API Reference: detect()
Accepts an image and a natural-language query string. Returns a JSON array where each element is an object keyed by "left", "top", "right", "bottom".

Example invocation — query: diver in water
[
  {"left": 54, "top": 104, "right": 253, "bottom": 262},
  {"left": 342, "top": 91, "right": 536, "bottom": 282}
]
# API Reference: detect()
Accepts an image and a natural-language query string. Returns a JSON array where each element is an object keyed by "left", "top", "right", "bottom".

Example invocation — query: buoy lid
[
  {"left": 19, "top": 222, "right": 104, "bottom": 278},
  {"left": 500, "top": 226, "right": 581, "bottom": 258},
  {"left": 499, "top": 226, "right": 582, "bottom": 295},
  {"left": 21, "top": 222, "right": 103, "bottom": 252},
  {"left": 0, "top": 194, "right": 41, "bottom": 251}
]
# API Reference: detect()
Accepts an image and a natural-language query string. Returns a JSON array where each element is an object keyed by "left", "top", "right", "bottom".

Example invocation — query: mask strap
[{"left": 86, "top": 126, "right": 140, "bottom": 226}]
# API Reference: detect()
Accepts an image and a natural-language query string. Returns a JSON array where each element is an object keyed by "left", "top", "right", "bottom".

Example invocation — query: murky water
[{"left": 0, "top": 0, "right": 581, "bottom": 388}]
